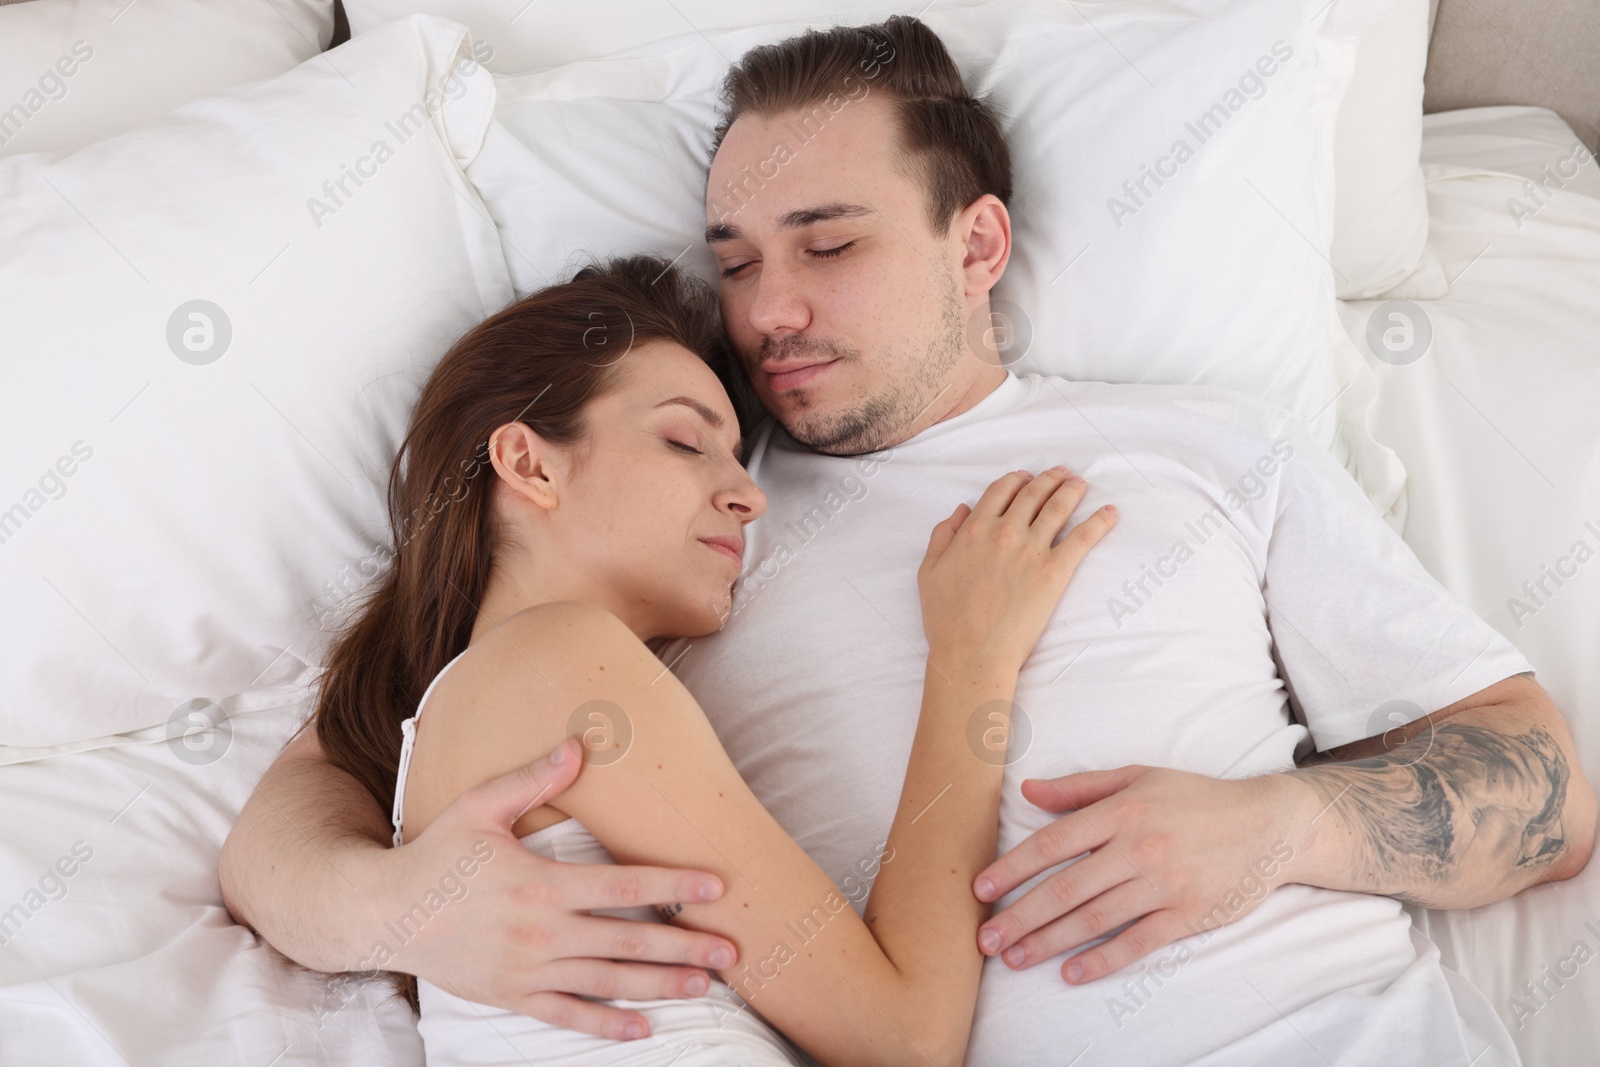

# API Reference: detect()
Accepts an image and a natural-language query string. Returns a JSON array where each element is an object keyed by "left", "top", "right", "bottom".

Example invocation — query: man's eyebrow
[
  {"left": 704, "top": 202, "right": 874, "bottom": 245},
  {"left": 653, "top": 395, "right": 743, "bottom": 456},
  {"left": 777, "top": 202, "right": 874, "bottom": 229}
]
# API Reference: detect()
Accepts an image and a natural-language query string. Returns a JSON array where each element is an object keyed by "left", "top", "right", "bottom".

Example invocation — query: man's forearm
[
  {"left": 1283, "top": 691, "right": 1596, "bottom": 909},
  {"left": 220, "top": 726, "right": 391, "bottom": 973}
]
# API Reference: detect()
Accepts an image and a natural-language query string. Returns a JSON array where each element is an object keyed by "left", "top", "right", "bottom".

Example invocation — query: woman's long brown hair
[{"left": 309, "top": 255, "right": 756, "bottom": 1011}]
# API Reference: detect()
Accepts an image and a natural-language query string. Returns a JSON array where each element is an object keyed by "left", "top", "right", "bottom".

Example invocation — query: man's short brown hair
[{"left": 710, "top": 15, "right": 1012, "bottom": 235}]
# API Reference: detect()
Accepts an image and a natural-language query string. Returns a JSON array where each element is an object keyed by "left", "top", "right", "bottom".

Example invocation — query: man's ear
[
  {"left": 955, "top": 193, "right": 1011, "bottom": 299},
  {"left": 486, "top": 421, "right": 564, "bottom": 512}
]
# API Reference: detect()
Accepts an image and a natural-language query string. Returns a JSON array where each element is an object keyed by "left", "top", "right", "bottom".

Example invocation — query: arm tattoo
[{"left": 1296, "top": 721, "right": 1570, "bottom": 905}]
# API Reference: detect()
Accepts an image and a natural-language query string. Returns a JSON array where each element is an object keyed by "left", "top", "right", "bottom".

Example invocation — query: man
[{"left": 221, "top": 15, "right": 1594, "bottom": 1064}]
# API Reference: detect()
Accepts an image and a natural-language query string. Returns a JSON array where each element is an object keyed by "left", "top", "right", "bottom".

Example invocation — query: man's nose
[{"left": 745, "top": 260, "right": 811, "bottom": 338}]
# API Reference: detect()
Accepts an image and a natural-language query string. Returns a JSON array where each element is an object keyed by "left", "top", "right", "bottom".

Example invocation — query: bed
[{"left": 1, "top": 1, "right": 1596, "bottom": 1065}]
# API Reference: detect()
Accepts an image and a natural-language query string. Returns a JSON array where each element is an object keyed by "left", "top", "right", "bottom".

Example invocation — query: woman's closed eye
[{"left": 668, "top": 439, "right": 704, "bottom": 456}]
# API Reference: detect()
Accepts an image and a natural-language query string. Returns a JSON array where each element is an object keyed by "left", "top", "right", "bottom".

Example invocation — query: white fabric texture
[
  {"left": 660, "top": 370, "right": 1530, "bottom": 1066},
  {"left": 0, "top": 15, "right": 514, "bottom": 749},
  {"left": 1328, "top": 0, "right": 1449, "bottom": 299},
  {"left": 391, "top": 648, "right": 470, "bottom": 847},
  {"left": 392, "top": 657, "right": 808, "bottom": 1067},
  {"left": 1419, "top": 105, "right": 1600, "bottom": 201},
  {"left": 0, "top": 0, "right": 335, "bottom": 158},
  {"left": 0, "top": 689, "right": 425, "bottom": 1066}
]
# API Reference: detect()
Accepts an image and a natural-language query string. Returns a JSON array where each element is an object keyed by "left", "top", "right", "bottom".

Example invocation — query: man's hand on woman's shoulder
[{"left": 365, "top": 737, "right": 740, "bottom": 1040}]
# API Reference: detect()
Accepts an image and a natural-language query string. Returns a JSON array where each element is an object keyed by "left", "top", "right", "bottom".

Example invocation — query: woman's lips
[
  {"left": 701, "top": 540, "right": 742, "bottom": 566},
  {"left": 765, "top": 360, "right": 835, "bottom": 392}
]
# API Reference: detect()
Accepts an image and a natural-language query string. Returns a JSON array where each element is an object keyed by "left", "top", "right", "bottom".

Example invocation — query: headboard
[{"left": 1425, "top": 0, "right": 1600, "bottom": 151}]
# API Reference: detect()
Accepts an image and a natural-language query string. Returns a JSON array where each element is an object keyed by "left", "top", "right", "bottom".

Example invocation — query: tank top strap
[{"left": 391, "top": 648, "right": 472, "bottom": 848}]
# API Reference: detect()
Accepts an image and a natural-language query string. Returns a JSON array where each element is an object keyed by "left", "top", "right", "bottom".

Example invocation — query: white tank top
[{"left": 391, "top": 650, "right": 810, "bottom": 1067}]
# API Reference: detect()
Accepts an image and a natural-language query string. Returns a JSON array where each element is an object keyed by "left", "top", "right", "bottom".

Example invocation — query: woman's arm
[{"left": 404, "top": 468, "right": 1115, "bottom": 1067}]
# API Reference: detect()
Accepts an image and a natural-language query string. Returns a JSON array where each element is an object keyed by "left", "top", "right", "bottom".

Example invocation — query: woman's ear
[{"left": 487, "top": 421, "right": 564, "bottom": 512}]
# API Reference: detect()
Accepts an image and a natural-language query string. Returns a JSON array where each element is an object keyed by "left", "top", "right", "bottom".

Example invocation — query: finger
[
  {"left": 516, "top": 990, "right": 653, "bottom": 1040},
  {"left": 1003, "top": 465, "right": 1072, "bottom": 525},
  {"left": 1050, "top": 503, "right": 1118, "bottom": 567},
  {"left": 459, "top": 737, "right": 584, "bottom": 827},
  {"left": 973, "top": 810, "right": 1106, "bottom": 902},
  {"left": 997, "top": 879, "right": 1155, "bottom": 971},
  {"left": 971, "top": 469, "right": 1036, "bottom": 520},
  {"left": 536, "top": 958, "right": 720, "bottom": 1002},
  {"left": 923, "top": 503, "right": 964, "bottom": 563},
  {"left": 542, "top": 859, "right": 730, "bottom": 923},
  {"left": 949, "top": 501, "right": 971, "bottom": 533},
  {"left": 548, "top": 913, "right": 738, "bottom": 971},
  {"left": 1020, "top": 766, "right": 1144, "bottom": 813},
  {"left": 1059, "top": 909, "right": 1191, "bottom": 985},
  {"left": 977, "top": 851, "right": 1132, "bottom": 957},
  {"left": 1032, "top": 471, "right": 1089, "bottom": 539}
]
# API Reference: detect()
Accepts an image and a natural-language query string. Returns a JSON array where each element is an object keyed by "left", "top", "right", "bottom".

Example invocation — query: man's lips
[
  {"left": 762, "top": 359, "right": 836, "bottom": 392},
  {"left": 699, "top": 536, "right": 743, "bottom": 566}
]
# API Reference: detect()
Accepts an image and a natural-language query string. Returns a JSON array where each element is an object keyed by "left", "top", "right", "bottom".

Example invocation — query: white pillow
[
  {"left": 0, "top": 15, "right": 513, "bottom": 748},
  {"left": 346, "top": 0, "right": 917, "bottom": 73},
  {"left": 1327, "top": 0, "right": 1448, "bottom": 299},
  {"left": 1419, "top": 105, "right": 1600, "bottom": 201},
  {"left": 0, "top": 0, "right": 336, "bottom": 158},
  {"left": 467, "top": 2, "right": 1376, "bottom": 467}
]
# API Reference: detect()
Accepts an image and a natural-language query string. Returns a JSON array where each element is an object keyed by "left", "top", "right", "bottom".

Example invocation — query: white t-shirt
[{"left": 661, "top": 371, "right": 1530, "bottom": 1067}]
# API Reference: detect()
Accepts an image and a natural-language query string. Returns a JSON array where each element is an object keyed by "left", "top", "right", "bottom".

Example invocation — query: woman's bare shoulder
[
  {"left": 403, "top": 601, "right": 653, "bottom": 838},
  {"left": 482, "top": 600, "right": 655, "bottom": 683}
]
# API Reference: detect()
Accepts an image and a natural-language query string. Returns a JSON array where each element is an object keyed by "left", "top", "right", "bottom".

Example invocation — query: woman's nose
[{"left": 727, "top": 478, "right": 767, "bottom": 521}]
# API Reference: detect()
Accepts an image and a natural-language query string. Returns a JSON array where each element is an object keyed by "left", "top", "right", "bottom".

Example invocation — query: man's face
[{"left": 706, "top": 95, "right": 995, "bottom": 456}]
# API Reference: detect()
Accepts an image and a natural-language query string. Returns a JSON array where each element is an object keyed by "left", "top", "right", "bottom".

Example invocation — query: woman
[{"left": 312, "top": 254, "right": 1117, "bottom": 1067}]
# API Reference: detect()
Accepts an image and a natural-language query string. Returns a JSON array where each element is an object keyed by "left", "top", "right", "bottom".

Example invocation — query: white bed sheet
[
  {"left": 0, "top": 683, "right": 422, "bottom": 1065},
  {"left": 1340, "top": 107, "right": 1600, "bottom": 1067},
  {"left": 3, "top": 105, "right": 1597, "bottom": 1066}
]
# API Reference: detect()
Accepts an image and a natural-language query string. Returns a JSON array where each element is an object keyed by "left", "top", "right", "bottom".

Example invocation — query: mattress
[{"left": 3, "top": 105, "right": 1597, "bottom": 1066}]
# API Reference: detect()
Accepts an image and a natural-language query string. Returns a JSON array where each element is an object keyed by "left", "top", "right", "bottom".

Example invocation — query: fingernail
[
  {"left": 1104, "top": 504, "right": 1117, "bottom": 514},
  {"left": 685, "top": 972, "right": 709, "bottom": 996},
  {"left": 549, "top": 739, "right": 569, "bottom": 765},
  {"left": 698, "top": 878, "right": 722, "bottom": 901},
  {"left": 1067, "top": 473, "right": 1084, "bottom": 484},
  {"left": 1051, "top": 464, "right": 1069, "bottom": 474},
  {"left": 1004, "top": 945, "right": 1027, "bottom": 967},
  {"left": 974, "top": 876, "right": 996, "bottom": 901},
  {"left": 979, "top": 929, "right": 1001, "bottom": 953},
  {"left": 709, "top": 946, "right": 734, "bottom": 968},
  {"left": 1066, "top": 962, "right": 1084, "bottom": 983},
  {"left": 624, "top": 1022, "right": 646, "bottom": 1039}
]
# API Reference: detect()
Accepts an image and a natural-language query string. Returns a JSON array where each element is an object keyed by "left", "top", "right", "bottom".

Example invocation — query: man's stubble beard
[{"left": 772, "top": 273, "right": 968, "bottom": 457}]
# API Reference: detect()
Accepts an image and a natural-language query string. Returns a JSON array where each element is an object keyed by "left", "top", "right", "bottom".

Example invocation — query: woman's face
[{"left": 514, "top": 341, "right": 766, "bottom": 640}]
